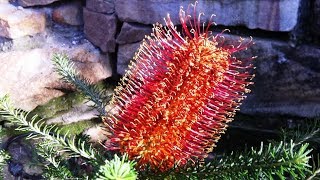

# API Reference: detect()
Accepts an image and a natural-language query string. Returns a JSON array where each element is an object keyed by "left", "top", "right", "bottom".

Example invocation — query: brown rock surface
[
  {"left": 52, "top": 1, "right": 83, "bottom": 26},
  {"left": 83, "top": 8, "right": 117, "bottom": 52},
  {"left": 0, "top": 42, "right": 112, "bottom": 111},
  {"left": 0, "top": 4, "right": 46, "bottom": 39}
]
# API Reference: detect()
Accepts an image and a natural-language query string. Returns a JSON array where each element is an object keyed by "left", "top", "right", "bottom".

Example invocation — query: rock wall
[
  {"left": 0, "top": 0, "right": 320, "bottom": 119},
  {"left": 0, "top": 0, "right": 112, "bottom": 111}
]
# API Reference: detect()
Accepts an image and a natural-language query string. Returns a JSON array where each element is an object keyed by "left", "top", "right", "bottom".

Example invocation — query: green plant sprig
[
  {"left": 206, "top": 141, "right": 311, "bottom": 180},
  {"left": 307, "top": 154, "right": 320, "bottom": 180},
  {"left": 0, "top": 95, "right": 99, "bottom": 161},
  {"left": 139, "top": 140, "right": 312, "bottom": 180},
  {"left": 52, "top": 53, "right": 107, "bottom": 115},
  {"left": 96, "top": 154, "right": 138, "bottom": 180}
]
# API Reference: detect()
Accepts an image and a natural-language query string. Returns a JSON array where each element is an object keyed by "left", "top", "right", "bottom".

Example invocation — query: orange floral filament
[{"left": 104, "top": 2, "right": 255, "bottom": 171}]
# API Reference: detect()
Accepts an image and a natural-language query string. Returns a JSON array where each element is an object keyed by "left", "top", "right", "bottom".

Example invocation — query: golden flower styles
[{"left": 104, "top": 2, "right": 255, "bottom": 171}]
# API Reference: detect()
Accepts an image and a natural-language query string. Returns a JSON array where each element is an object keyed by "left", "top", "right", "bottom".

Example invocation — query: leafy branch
[
  {"left": 52, "top": 53, "right": 107, "bottom": 115},
  {"left": 0, "top": 95, "right": 100, "bottom": 162},
  {"left": 307, "top": 154, "right": 320, "bottom": 180},
  {"left": 96, "top": 154, "right": 138, "bottom": 180},
  {"left": 205, "top": 141, "right": 312, "bottom": 180},
  {"left": 140, "top": 141, "right": 313, "bottom": 179},
  {"left": 280, "top": 121, "right": 320, "bottom": 147},
  {"left": 37, "top": 141, "right": 74, "bottom": 179}
]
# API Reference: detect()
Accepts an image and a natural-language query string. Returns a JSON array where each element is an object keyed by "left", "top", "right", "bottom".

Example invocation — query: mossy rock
[
  {"left": 58, "top": 120, "right": 98, "bottom": 135},
  {"left": 31, "top": 91, "right": 86, "bottom": 119},
  {"left": 30, "top": 80, "right": 115, "bottom": 120},
  {"left": 28, "top": 80, "right": 115, "bottom": 136}
]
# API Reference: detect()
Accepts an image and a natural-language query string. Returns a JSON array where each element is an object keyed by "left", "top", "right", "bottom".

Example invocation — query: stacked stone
[
  {"left": 94, "top": 0, "right": 319, "bottom": 118},
  {"left": 0, "top": 0, "right": 112, "bottom": 112},
  {"left": 112, "top": 0, "right": 301, "bottom": 75},
  {"left": 83, "top": 0, "right": 117, "bottom": 52},
  {"left": 0, "top": 3, "right": 46, "bottom": 39},
  {"left": 0, "top": 0, "right": 319, "bottom": 121}
]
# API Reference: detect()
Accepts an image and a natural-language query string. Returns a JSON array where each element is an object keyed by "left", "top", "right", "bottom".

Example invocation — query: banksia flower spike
[{"left": 104, "top": 2, "right": 255, "bottom": 171}]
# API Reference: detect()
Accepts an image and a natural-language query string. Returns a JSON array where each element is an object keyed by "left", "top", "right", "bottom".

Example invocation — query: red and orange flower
[{"left": 104, "top": 2, "right": 254, "bottom": 171}]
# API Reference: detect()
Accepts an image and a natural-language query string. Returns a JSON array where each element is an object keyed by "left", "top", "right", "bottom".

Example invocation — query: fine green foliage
[
  {"left": 308, "top": 154, "right": 320, "bottom": 180},
  {"left": 280, "top": 120, "right": 320, "bottom": 179},
  {"left": 205, "top": 141, "right": 311, "bottom": 180},
  {"left": 96, "top": 154, "right": 138, "bottom": 180},
  {"left": 281, "top": 121, "right": 320, "bottom": 146},
  {"left": 0, "top": 95, "right": 103, "bottom": 179},
  {"left": 42, "top": 164, "right": 74, "bottom": 180},
  {"left": 140, "top": 141, "right": 312, "bottom": 180},
  {"left": 52, "top": 53, "right": 107, "bottom": 115},
  {"left": 0, "top": 150, "right": 10, "bottom": 166},
  {"left": 38, "top": 141, "right": 73, "bottom": 179},
  {"left": 0, "top": 95, "right": 99, "bottom": 161}
]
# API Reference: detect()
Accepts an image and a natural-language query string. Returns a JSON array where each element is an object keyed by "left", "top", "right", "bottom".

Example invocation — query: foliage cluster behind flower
[{"left": 0, "top": 1, "right": 319, "bottom": 179}]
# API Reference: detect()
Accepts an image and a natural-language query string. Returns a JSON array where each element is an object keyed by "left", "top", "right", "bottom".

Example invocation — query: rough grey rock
[
  {"left": 0, "top": 4, "right": 46, "bottom": 39},
  {"left": 86, "top": 0, "right": 115, "bottom": 14},
  {"left": 116, "top": 34, "right": 320, "bottom": 118},
  {"left": 0, "top": 37, "right": 13, "bottom": 52},
  {"left": 0, "top": 42, "right": 112, "bottom": 111},
  {"left": 7, "top": 140, "right": 43, "bottom": 178},
  {"left": 117, "top": 42, "right": 141, "bottom": 75},
  {"left": 238, "top": 37, "right": 320, "bottom": 118},
  {"left": 0, "top": 33, "right": 47, "bottom": 52},
  {"left": 52, "top": 1, "right": 83, "bottom": 26},
  {"left": 17, "top": 0, "right": 60, "bottom": 7},
  {"left": 3, "top": 165, "right": 15, "bottom": 180},
  {"left": 83, "top": 8, "right": 117, "bottom": 52},
  {"left": 116, "top": 22, "right": 152, "bottom": 44},
  {"left": 115, "top": 0, "right": 300, "bottom": 32}
]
